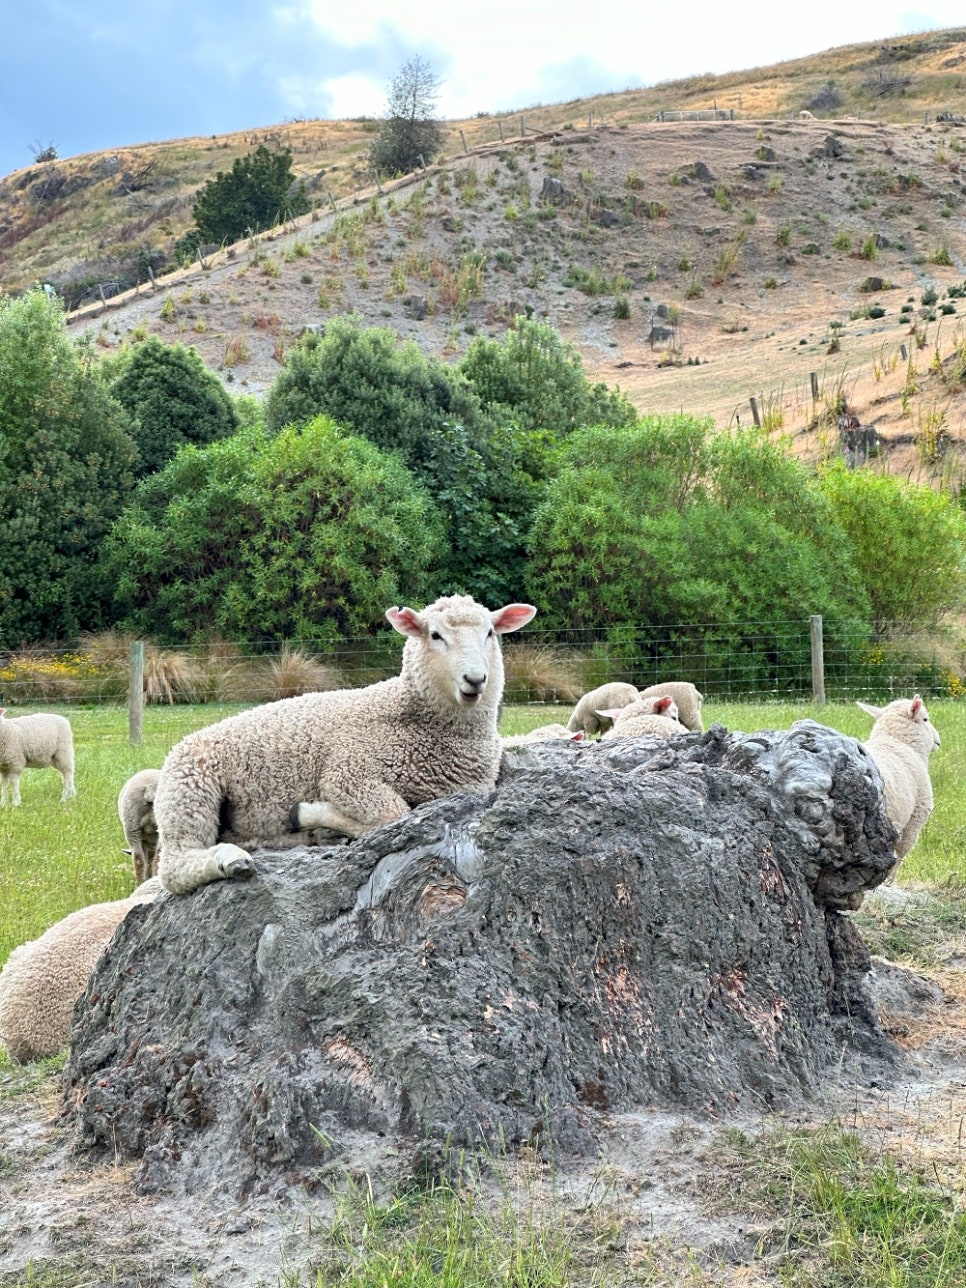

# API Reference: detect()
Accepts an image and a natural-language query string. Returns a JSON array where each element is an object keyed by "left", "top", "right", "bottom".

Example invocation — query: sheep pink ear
[
  {"left": 654, "top": 696, "right": 673, "bottom": 715},
  {"left": 386, "top": 606, "right": 424, "bottom": 638},
  {"left": 490, "top": 603, "right": 537, "bottom": 634},
  {"left": 595, "top": 708, "right": 621, "bottom": 720},
  {"left": 569, "top": 731, "right": 585, "bottom": 741},
  {"left": 910, "top": 695, "right": 923, "bottom": 717},
  {"left": 856, "top": 700, "right": 884, "bottom": 719}
]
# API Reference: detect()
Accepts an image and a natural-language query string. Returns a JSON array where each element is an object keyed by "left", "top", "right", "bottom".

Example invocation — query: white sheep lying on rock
[
  {"left": 599, "top": 695, "right": 689, "bottom": 740},
  {"left": 118, "top": 769, "right": 161, "bottom": 883},
  {"left": 0, "top": 708, "right": 75, "bottom": 806},
  {"left": 857, "top": 694, "right": 941, "bottom": 869},
  {"left": 0, "top": 878, "right": 161, "bottom": 1063},
  {"left": 156, "top": 595, "right": 537, "bottom": 895},
  {"left": 501, "top": 723, "right": 585, "bottom": 748}
]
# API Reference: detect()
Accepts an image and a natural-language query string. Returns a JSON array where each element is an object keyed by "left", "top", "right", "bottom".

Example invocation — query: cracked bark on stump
[{"left": 62, "top": 721, "right": 902, "bottom": 1195}]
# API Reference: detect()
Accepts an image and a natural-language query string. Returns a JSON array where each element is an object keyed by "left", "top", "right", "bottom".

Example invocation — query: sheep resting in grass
[
  {"left": 0, "top": 708, "right": 75, "bottom": 806},
  {"left": 856, "top": 694, "right": 941, "bottom": 869},
  {"left": 156, "top": 595, "right": 537, "bottom": 895},
  {"left": 0, "top": 878, "right": 161, "bottom": 1063},
  {"left": 637, "top": 682, "right": 704, "bottom": 732},
  {"left": 501, "top": 723, "right": 586, "bottom": 748},
  {"left": 566, "top": 680, "right": 703, "bottom": 735},
  {"left": 599, "top": 695, "right": 689, "bottom": 741},
  {"left": 566, "top": 683, "right": 640, "bottom": 735},
  {"left": 118, "top": 769, "right": 161, "bottom": 883}
]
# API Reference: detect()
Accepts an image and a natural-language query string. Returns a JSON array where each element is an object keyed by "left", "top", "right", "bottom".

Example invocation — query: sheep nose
[{"left": 463, "top": 671, "right": 486, "bottom": 691}]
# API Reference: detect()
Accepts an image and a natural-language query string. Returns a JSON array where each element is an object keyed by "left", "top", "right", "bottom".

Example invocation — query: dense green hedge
[{"left": 2, "top": 294, "right": 964, "bottom": 673}]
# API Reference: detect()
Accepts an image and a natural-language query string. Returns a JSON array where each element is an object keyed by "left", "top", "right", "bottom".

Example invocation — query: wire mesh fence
[{"left": 0, "top": 619, "right": 963, "bottom": 708}]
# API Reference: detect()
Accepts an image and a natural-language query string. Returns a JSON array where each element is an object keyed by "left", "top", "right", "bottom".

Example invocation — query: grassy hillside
[{"left": 3, "top": 27, "right": 966, "bottom": 483}]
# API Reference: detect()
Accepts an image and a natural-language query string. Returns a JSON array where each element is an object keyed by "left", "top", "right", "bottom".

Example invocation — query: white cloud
[
  {"left": 317, "top": 74, "right": 388, "bottom": 119},
  {"left": 295, "top": 0, "right": 966, "bottom": 122}
]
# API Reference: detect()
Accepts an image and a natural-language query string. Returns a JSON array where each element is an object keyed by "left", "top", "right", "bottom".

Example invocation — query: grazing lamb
[
  {"left": 118, "top": 769, "right": 161, "bottom": 883},
  {"left": 0, "top": 878, "right": 161, "bottom": 1063},
  {"left": 599, "top": 695, "right": 689, "bottom": 741},
  {"left": 856, "top": 694, "right": 941, "bottom": 868},
  {"left": 501, "top": 723, "right": 586, "bottom": 748},
  {"left": 637, "top": 682, "right": 704, "bottom": 733},
  {"left": 566, "top": 682, "right": 640, "bottom": 736},
  {"left": 0, "top": 708, "right": 75, "bottom": 806},
  {"left": 156, "top": 595, "right": 537, "bottom": 895}
]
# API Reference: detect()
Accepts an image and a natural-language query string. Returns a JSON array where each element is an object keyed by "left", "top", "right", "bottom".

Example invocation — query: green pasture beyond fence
[{"left": 1, "top": 617, "right": 963, "bottom": 711}]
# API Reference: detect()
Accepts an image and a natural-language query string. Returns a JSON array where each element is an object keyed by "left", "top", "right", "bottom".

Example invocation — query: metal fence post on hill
[
  {"left": 129, "top": 640, "right": 144, "bottom": 745},
  {"left": 810, "top": 615, "right": 826, "bottom": 706}
]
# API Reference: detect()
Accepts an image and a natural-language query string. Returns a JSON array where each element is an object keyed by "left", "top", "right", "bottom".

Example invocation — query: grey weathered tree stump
[{"left": 63, "top": 722, "right": 901, "bottom": 1194}]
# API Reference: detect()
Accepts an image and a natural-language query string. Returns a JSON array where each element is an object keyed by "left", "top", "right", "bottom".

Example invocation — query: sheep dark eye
[{"left": 431, "top": 630, "right": 443, "bottom": 641}]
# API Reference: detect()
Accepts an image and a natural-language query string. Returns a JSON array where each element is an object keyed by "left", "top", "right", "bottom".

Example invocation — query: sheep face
[
  {"left": 857, "top": 694, "right": 941, "bottom": 758},
  {"left": 388, "top": 596, "right": 536, "bottom": 715}
]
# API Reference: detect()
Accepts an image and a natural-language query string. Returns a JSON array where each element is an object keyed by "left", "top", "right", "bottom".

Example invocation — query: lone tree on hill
[
  {"left": 369, "top": 57, "right": 445, "bottom": 177},
  {"left": 190, "top": 145, "right": 310, "bottom": 247}
]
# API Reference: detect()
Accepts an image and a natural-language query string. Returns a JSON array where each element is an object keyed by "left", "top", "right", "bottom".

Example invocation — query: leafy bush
[
  {"left": 458, "top": 318, "right": 637, "bottom": 435},
  {"left": 104, "top": 419, "right": 447, "bottom": 642},
  {"left": 526, "top": 418, "right": 871, "bottom": 689},
  {"left": 819, "top": 462, "right": 966, "bottom": 633},
  {"left": 191, "top": 145, "right": 311, "bottom": 245},
  {"left": 108, "top": 336, "right": 239, "bottom": 476},
  {"left": 0, "top": 290, "right": 137, "bottom": 642},
  {"left": 265, "top": 319, "right": 554, "bottom": 603}
]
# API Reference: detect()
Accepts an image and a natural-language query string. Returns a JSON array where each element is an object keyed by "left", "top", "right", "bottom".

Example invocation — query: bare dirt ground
[
  {"left": 65, "top": 116, "right": 966, "bottom": 485},
  {"left": 3, "top": 918, "right": 966, "bottom": 1288}
]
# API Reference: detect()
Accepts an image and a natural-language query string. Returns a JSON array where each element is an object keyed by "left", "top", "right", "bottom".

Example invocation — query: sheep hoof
[{"left": 212, "top": 843, "right": 256, "bottom": 881}]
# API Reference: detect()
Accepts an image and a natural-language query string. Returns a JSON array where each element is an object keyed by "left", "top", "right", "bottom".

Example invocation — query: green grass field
[
  {"left": 1, "top": 697, "right": 962, "bottom": 969},
  {"left": 0, "top": 697, "right": 963, "bottom": 1287}
]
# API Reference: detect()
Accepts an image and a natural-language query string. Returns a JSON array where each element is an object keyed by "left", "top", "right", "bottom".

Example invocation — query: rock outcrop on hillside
[{"left": 63, "top": 721, "right": 901, "bottom": 1195}]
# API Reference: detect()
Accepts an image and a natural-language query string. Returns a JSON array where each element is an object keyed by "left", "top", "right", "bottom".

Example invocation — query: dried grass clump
[
  {"left": 267, "top": 646, "right": 343, "bottom": 700},
  {"left": 79, "top": 629, "right": 135, "bottom": 667},
  {"left": 143, "top": 648, "right": 207, "bottom": 705},
  {"left": 501, "top": 644, "right": 586, "bottom": 704},
  {"left": 212, "top": 647, "right": 344, "bottom": 703}
]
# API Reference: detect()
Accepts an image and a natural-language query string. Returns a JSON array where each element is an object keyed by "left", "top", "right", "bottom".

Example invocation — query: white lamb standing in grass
[
  {"left": 0, "top": 877, "right": 162, "bottom": 1064},
  {"left": 856, "top": 694, "right": 941, "bottom": 869},
  {"left": 599, "top": 695, "right": 689, "bottom": 741},
  {"left": 118, "top": 768, "right": 162, "bottom": 884},
  {"left": 155, "top": 595, "right": 537, "bottom": 895},
  {"left": 566, "top": 682, "right": 641, "bottom": 736},
  {"left": 0, "top": 708, "right": 76, "bottom": 806},
  {"left": 501, "top": 723, "right": 586, "bottom": 748}
]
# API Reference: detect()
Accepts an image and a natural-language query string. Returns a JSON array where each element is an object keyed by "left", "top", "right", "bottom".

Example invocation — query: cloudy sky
[{"left": 1, "top": 1, "right": 962, "bottom": 178}]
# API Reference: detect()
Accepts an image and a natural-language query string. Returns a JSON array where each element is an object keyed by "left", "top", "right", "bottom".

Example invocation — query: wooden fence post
[
  {"left": 749, "top": 395, "right": 761, "bottom": 427},
  {"left": 810, "top": 372, "right": 819, "bottom": 401},
  {"left": 460, "top": 129, "right": 468, "bottom": 154},
  {"left": 129, "top": 640, "right": 144, "bottom": 745},
  {"left": 810, "top": 615, "right": 826, "bottom": 706},
  {"left": 498, "top": 119, "right": 505, "bottom": 142}
]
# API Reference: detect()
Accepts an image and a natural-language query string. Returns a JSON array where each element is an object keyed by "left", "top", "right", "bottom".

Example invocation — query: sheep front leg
[
  {"left": 159, "top": 842, "right": 256, "bottom": 895},
  {"left": 289, "top": 782, "right": 410, "bottom": 840},
  {"left": 2, "top": 771, "right": 22, "bottom": 807}
]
